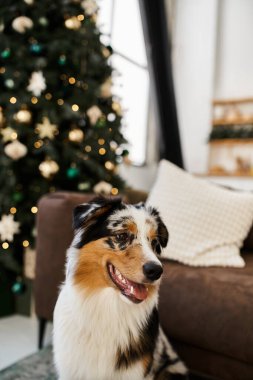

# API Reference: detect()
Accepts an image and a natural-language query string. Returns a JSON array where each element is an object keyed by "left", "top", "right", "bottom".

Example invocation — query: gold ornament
[
  {"left": 65, "top": 17, "right": 81, "bottom": 30},
  {"left": 36, "top": 117, "right": 58, "bottom": 139},
  {"left": 102, "top": 47, "right": 111, "bottom": 58},
  {"left": 100, "top": 78, "right": 112, "bottom": 98},
  {"left": 87, "top": 105, "right": 102, "bottom": 125},
  {"left": 1, "top": 127, "right": 18, "bottom": 142},
  {"left": 93, "top": 181, "right": 112, "bottom": 195},
  {"left": 105, "top": 161, "right": 115, "bottom": 171},
  {"left": 12, "top": 16, "right": 33, "bottom": 33},
  {"left": 68, "top": 128, "right": 84, "bottom": 142},
  {"left": 14, "top": 109, "right": 32, "bottom": 123},
  {"left": 4, "top": 140, "right": 27, "bottom": 160},
  {"left": 112, "top": 101, "right": 122, "bottom": 116},
  {"left": 39, "top": 159, "right": 59, "bottom": 178}
]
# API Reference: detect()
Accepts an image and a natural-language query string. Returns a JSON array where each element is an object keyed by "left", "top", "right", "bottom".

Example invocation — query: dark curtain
[{"left": 139, "top": 0, "right": 184, "bottom": 168}]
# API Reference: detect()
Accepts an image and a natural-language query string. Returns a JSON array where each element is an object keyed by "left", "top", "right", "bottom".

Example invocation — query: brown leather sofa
[{"left": 34, "top": 191, "right": 253, "bottom": 380}]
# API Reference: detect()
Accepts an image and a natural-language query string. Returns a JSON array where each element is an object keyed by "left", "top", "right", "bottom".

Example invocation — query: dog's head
[{"left": 71, "top": 197, "right": 168, "bottom": 304}]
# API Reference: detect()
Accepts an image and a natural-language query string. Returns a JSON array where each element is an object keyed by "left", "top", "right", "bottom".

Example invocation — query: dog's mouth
[{"left": 107, "top": 263, "right": 148, "bottom": 304}]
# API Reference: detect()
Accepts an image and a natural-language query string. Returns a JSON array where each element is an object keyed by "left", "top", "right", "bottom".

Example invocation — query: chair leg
[{"left": 38, "top": 317, "right": 47, "bottom": 350}]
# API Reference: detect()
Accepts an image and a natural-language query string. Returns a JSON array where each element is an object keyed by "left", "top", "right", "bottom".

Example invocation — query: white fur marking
[{"left": 54, "top": 284, "right": 158, "bottom": 380}]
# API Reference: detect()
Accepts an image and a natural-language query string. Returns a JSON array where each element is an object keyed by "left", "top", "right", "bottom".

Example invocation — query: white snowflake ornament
[
  {"left": 81, "top": 0, "right": 98, "bottom": 15},
  {"left": 87, "top": 105, "right": 102, "bottom": 125},
  {"left": 27, "top": 71, "right": 46, "bottom": 97},
  {"left": 12, "top": 16, "right": 33, "bottom": 33},
  {"left": 4, "top": 140, "right": 28, "bottom": 160},
  {"left": 0, "top": 214, "right": 20, "bottom": 242},
  {"left": 36, "top": 117, "right": 58, "bottom": 139}
]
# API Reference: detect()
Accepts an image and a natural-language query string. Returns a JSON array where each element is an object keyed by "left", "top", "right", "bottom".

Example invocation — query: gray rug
[
  {"left": 0, "top": 346, "right": 56, "bottom": 380},
  {"left": 0, "top": 346, "right": 209, "bottom": 380}
]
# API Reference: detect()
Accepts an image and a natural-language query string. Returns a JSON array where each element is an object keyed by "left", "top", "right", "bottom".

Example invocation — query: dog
[{"left": 53, "top": 197, "right": 188, "bottom": 380}]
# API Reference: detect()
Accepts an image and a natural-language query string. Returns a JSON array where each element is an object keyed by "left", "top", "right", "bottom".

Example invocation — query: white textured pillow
[{"left": 147, "top": 160, "right": 253, "bottom": 267}]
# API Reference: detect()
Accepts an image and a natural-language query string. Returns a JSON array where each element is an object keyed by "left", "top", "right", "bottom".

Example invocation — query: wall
[{"left": 214, "top": 0, "right": 253, "bottom": 98}]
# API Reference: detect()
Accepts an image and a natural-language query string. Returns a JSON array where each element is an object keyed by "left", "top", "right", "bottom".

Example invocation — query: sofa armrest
[{"left": 34, "top": 192, "right": 96, "bottom": 321}]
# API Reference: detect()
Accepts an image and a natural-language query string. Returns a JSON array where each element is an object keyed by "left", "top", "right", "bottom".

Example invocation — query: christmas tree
[{"left": 0, "top": 0, "right": 126, "bottom": 297}]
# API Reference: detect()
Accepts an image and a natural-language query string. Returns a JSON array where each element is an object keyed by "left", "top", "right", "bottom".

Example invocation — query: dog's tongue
[
  {"left": 124, "top": 280, "right": 148, "bottom": 301},
  {"left": 109, "top": 264, "right": 148, "bottom": 302}
]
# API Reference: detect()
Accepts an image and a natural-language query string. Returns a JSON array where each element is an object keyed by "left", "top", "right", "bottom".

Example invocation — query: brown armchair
[{"left": 35, "top": 191, "right": 253, "bottom": 380}]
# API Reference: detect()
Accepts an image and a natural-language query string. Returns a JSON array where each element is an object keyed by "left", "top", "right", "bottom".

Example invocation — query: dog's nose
[{"left": 143, "top": 262, "right": 163, "bottom": 281}]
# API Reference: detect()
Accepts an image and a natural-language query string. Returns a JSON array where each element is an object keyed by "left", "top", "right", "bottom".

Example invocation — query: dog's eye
[
  {"left": 151, "top": 239, "right": 161, "bottom": 254},
  {"left": 115, "top": 233, "right": 129, "bottom": 243}
]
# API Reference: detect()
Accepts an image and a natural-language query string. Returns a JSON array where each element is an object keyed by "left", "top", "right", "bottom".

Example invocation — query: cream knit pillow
[{"left": 147, "top": 160, "right": 253, "bottom": 267}]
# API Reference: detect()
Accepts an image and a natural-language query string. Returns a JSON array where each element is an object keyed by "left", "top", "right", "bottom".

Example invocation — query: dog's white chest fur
[{"left": 53, "top": 283, "right": 156, "bottom": 380}]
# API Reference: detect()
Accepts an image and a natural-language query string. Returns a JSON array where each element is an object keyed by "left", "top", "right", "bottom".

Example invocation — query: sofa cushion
[
  {"left": 147, "top": 160, "right": 253, "bottom": 267},
  {"left": 159, "top": 254, "right": 253, "bottom": 365}
]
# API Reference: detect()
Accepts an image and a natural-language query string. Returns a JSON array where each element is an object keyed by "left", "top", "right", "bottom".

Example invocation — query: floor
[{"left": 0, "top": 315, "right": 52, "bottom": 371}]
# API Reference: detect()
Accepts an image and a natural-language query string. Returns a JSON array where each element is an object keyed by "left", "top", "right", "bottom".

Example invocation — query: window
[{"left": 98, "top": 0, "right": 149, "bottom": 165}]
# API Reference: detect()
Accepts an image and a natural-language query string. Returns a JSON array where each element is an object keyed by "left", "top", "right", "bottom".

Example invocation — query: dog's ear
[
  {"left": 73, "top": 196, "right": 123, "bottom": 231},
  {"left": 148, "top": 206, "right": 169, "bottom": 248},
  {"left": 157, "top": 217, "right": 169, "bottom": 248}
]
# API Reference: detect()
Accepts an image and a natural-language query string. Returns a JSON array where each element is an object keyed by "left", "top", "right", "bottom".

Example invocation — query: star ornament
[
  {"left": 0, "top": 214, "right": 20, "bottom": 242},
  {"left": 27, "top": 71, "right": 46, "bottom": 97},
  {"left": 1, "top": 127, "right": 17, "bottom": 142},
  {"left": 36, "top": 117, "right": 58, "bottom": 139}
]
